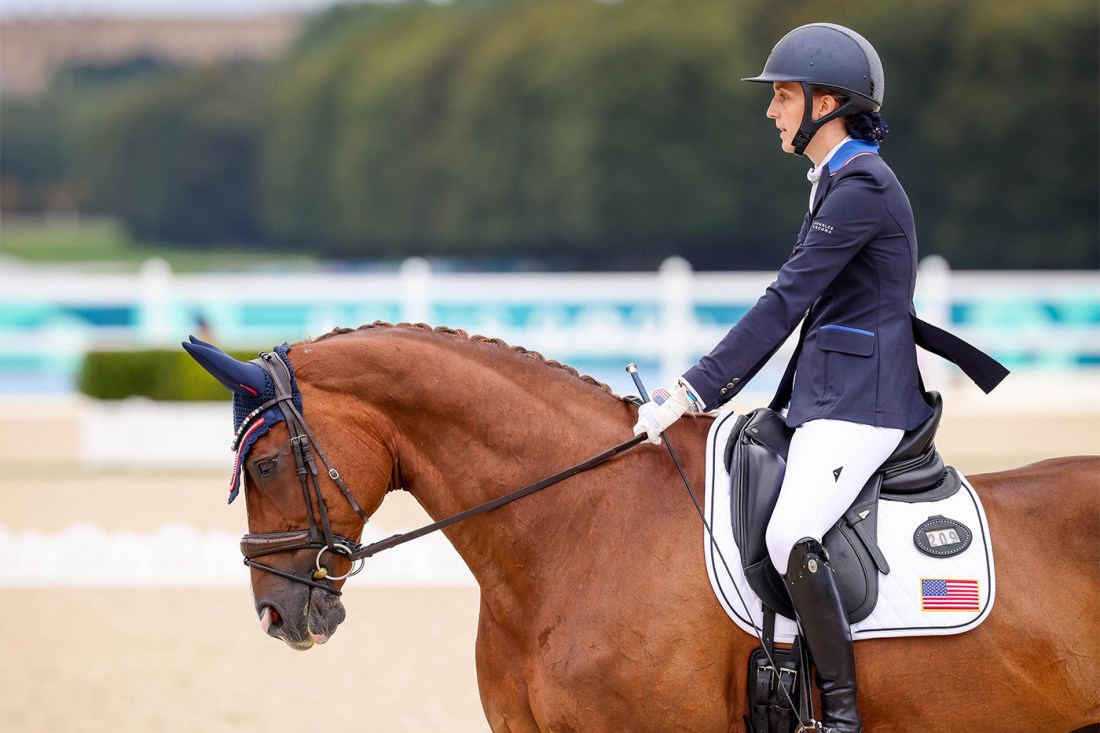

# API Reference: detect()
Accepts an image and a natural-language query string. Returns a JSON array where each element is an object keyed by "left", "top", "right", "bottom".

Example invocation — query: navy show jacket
[{"left": 682, "top": 140, "right": 1006, "bottom": 430}]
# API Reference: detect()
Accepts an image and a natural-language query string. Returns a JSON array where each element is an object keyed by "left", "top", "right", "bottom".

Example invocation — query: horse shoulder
[{"left": 477, "top": 414, "right": 742, "bottom": 731}]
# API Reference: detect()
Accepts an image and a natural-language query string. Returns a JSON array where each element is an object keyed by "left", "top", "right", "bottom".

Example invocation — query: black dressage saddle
[{"left": 724, "top": 391, "right": 961, "bottom": 623}]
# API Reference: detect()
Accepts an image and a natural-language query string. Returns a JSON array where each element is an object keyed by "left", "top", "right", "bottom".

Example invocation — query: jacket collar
[
  {"left": 807, "top": 136, "right": 852, "bottom": 184},
  {"left": 810, "top": 139, "right": 881, "bottom": 214},
  {"left": 825, "top": 139, "right": 880, "bottom": 175}
]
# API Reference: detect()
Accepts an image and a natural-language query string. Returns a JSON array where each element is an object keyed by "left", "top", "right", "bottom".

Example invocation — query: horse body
[{"left": 226, "top": 324, "right": 1098, "bottom": 732}]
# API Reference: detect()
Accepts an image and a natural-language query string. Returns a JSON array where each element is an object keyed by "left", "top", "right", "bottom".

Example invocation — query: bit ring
[{"left": 314, "top": 542, "right": 364, "bottom": 581}]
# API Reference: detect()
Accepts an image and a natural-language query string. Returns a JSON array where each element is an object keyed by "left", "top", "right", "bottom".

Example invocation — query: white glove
[{"left": 632, "top": 381, "right": 697, "bottom": 445}]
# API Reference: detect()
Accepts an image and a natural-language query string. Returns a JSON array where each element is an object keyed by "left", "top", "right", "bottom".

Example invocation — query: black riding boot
[{"left": 785, "top": 537, "right": 863, "bottom": 733}]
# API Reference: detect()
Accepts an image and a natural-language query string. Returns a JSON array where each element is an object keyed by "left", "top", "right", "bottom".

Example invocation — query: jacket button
[{"left": 720, "top": 387, "right": 728, "bottom": 394}]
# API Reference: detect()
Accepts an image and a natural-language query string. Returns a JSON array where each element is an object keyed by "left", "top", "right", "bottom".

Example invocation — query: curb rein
[{"left": 238, "top": 351, "right": 647, "bottom": 596}]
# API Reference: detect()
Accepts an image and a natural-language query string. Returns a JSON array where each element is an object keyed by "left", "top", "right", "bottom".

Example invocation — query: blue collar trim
[{"left": 828, "top": 139, "right": 880, "bottom": 175}]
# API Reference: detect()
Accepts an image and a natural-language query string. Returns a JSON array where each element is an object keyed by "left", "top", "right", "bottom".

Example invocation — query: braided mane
[{"left": 305, "top": 321, "right": 627, "bottom": 399}]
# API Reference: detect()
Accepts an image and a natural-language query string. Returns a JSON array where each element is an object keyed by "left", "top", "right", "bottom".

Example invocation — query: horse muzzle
[
  {"left": 256, "top": 582, "right": 348, "bottom": 651},
  {"left": 243, "top": 531, "right": 354, "bottom": 649}
]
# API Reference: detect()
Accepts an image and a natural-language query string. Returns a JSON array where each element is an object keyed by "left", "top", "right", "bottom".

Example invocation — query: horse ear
[{"left": 182, "top": 337, "right": 268, "bottom": 397}]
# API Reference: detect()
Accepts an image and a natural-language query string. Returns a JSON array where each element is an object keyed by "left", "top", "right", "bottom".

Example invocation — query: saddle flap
[
  {"left": 727, "top": 409, "right": 792, "bottom": 568},
  {"left": 726, "top": 408, "right": 878, "bottom": 624},
  {"left": 843, "top": 478, "right": 891, "bottom": 576}
]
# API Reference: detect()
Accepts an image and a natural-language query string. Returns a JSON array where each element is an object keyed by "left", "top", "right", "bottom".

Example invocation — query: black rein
[{"left": 352, "top": 432, "right": 647, "bottom": 560}]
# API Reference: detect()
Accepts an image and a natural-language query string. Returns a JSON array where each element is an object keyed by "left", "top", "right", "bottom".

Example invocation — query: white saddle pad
[{"left": 703, "top": 410, "right": 996, "bottom": 644}]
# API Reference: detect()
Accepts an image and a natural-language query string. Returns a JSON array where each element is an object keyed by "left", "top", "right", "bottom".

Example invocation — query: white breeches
[{"left": 765, "top": 418, "right": 904, "bottom": 574}]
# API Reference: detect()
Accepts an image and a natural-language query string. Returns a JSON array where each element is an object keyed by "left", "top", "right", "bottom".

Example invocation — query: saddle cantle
[{"left": 723, "top": 392, "right": 961, "bottom": 623}]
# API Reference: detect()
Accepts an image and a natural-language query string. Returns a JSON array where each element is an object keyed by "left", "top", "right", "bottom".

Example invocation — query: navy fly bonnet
[
  {"left": 182, "top": 336, "right": 301, "bottom": 503},
  {"left": 227, "top": 344, "right": 302, "bottom": 503}
]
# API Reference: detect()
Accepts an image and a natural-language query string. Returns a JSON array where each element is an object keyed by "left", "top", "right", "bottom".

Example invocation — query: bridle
[
  {"left": 237, "top": 350, "right": 646, "bottom": 596},
  {"left": 237, "top": 351, "right": 372, "bottom": 596}
]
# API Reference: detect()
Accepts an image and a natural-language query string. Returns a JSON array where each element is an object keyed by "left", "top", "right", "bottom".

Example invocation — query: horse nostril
[{"left": 259, "top": 605, "right": 281, "bottom": 634}]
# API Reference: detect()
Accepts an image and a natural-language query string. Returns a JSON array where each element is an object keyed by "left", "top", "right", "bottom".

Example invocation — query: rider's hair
[
  {"left": 811, "top": 87, "right": 889, "bottom": 143},
  {"left": 846, "top": 111, "right": 890, "bottom": 143}
]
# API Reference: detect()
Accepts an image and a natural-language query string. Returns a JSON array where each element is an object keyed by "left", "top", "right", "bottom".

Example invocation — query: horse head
[
  {"left": 185, "top": 323, "right": 644, "bottom": 655},
  {"left": 184, "top": 335, "right": 396, "bottom": 650}
]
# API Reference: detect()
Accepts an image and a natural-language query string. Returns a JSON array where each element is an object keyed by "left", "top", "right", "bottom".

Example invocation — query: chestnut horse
[{"left": 193, "top": 323, "right": 1099, "bottom": 732}]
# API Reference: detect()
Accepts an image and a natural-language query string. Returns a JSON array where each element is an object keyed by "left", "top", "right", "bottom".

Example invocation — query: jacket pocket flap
[{"left": 818, "top": 325, "right": 875, "bottom": 357}]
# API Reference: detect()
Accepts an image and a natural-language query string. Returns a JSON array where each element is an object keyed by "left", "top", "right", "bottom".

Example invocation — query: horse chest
[{"left": 483, "top": 609, "right": 740, "bottom": 732}]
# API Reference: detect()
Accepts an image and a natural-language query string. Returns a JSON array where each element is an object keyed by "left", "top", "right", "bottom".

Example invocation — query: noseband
[{"left": 238, "top": 351, "right": 371, "bottom": 596}]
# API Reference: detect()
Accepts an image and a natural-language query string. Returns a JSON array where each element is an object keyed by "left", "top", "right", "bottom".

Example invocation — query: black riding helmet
[{"left": 743, "top": 23, "right": 885, "bottom": 155}]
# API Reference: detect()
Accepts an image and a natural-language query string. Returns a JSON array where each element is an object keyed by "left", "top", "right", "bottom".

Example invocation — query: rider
[{"left": 633, "top": 23, "right": 1006, "bottom": 733}]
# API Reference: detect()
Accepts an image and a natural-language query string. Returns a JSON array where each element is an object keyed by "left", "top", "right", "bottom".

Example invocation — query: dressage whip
[{"left": 626, "top": 364, "right": 812, "bottom": 730}]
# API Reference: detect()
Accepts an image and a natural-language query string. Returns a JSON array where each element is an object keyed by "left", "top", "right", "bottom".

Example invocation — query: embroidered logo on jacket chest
[{"left": 811, "top": 220, "right": 834, "bottom": 235}]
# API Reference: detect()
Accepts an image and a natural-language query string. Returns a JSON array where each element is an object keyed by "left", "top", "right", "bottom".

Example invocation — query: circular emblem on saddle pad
[{"left": 913, "top": 515, "right": 973, "bottom": 557}]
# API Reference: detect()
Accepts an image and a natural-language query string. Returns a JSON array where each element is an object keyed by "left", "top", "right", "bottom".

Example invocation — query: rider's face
[{"left": 766, "top": 82, "right": 805, "bottom": 154}]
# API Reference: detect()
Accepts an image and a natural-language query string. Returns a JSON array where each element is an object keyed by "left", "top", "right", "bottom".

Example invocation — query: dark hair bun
[{"left": 846, "top": 112, "right": 889, "bottom": 142}]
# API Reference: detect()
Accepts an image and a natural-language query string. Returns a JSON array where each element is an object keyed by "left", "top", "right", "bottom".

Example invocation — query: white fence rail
[{"left": 1, "top": 255, "right": 1098, "bottom": 397}]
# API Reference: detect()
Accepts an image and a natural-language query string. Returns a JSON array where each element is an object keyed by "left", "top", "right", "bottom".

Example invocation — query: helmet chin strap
[{"left": 791, "top": 83, "right": 863, "bottom": 156}]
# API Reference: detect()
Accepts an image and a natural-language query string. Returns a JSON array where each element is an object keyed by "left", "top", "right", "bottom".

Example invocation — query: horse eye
[{"left": 256, "top": 458, "right": 278, "bottom": 477}]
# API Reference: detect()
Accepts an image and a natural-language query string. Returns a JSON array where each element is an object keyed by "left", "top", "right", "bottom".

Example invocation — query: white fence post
[
  {"left": 138, "top": 257, "right": 174, "bottom": 348},
  {"left": 399, "top": 257, "right": 432, "bottom": 324},
  {"left": 658, "top": 256, "right": 694, "bottom": 388}
]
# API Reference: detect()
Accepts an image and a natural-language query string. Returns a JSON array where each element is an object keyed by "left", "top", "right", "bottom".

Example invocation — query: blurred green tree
[
  {"left": 80, "top": 65, "right": 270, "bottom": 246},
  {"left": 0, "top": 96, "right": 79, "bottom": 213},
  {"left": 2, "top": 0, "right": 1095, "bottom": 269}
]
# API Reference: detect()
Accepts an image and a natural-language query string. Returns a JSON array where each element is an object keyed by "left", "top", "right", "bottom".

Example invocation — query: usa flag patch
[{"left": 921, "top": 578, "right": 980, "bottom": 612}]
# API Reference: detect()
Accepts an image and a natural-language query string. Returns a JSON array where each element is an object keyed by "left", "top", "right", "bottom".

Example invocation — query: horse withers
[{"left": 185, "top": 322, "right": 1100, "bottom": 732}]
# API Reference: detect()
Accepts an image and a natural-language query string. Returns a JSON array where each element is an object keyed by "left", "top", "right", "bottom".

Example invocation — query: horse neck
[{"left": 344, "top": 330, "right": 636, "bottom": 593}]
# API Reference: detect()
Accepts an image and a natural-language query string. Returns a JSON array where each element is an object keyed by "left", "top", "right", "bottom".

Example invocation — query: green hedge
[{"left": 79, "top": 349, "right": 262, "bottom": 401}]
